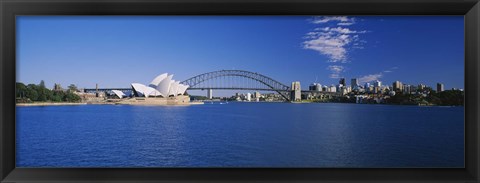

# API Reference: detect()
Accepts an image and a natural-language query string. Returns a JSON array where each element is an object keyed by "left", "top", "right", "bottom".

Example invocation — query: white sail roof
[
  {"left": 131, "top": 83, "right": 148, "bottom": 97},
  {"left": 131, "top": 74, "right": 188, "bottom": 98},
  {"left": 177, "top": 84, "right": 189, "bottom": 95},
  {"left": 112, "top": 90, "right": 126, "bottom": 99},
  {"left": 156, "top": 74, "right": 173, "bottom": 97},
  {"left": 168, "top": 80, "right": 177, "bottom": 96},
  {"left": 149, "top": 73, "right": 168, "bottom": 88}
]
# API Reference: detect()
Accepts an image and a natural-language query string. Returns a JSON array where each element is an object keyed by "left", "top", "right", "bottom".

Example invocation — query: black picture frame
[{"left": 1, "top": 0, "right": 479, "bottom": 182}]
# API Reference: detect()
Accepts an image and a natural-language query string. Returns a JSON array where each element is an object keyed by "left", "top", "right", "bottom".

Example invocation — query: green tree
[
  {"left": 52, "top": 90, "right": 65, "bottom": 102},
  {"left": 16, "top": 82, "right": 27, "bottom": 98},
  {"left": 68, "top": 84, "right": 78, "bottom": 92},
  {"left": 26, "top": 84, "right": 39, "bottom": 101},
  {"left": 64, "top": 91, "right": 81, "bottom": 102}
]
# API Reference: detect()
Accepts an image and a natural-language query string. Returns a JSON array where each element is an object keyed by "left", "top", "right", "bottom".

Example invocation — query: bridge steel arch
[{"left": 180, "top": 70, "right": 291, "bottom": 101}]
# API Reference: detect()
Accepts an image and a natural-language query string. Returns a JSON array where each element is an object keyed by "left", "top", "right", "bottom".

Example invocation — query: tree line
[
  {"left": 16, "top": 81, "right": 81, "bottom": 103},
  {"left": 386, "top": 89, "right": 464, "bottom": 106}
]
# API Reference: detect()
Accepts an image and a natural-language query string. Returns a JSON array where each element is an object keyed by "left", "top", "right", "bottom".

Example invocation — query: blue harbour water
[{"left": 16, "top": 102, "right": 464, "bottom": 168}]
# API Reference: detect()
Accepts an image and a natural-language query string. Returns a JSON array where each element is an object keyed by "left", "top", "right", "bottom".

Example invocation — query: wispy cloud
[
  {"left": 358, "top": 73, "right": 383, "bottom": 83},
  {"left": 311, "top": 16, "right": 355, "bottom": 26},
  {"left": 303, "top": 17, "right": 367, "bottom": 63},
  {"left": 327, "top": 65, "right": 345, "bottom": 79},
  {"left": 358, "top": 66, "right": 398, "bottom": 84}
]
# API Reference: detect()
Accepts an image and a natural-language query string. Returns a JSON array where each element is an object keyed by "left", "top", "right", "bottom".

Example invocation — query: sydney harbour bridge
[{"left": 83, "top": 70, "right": 339, "bottom": 101}]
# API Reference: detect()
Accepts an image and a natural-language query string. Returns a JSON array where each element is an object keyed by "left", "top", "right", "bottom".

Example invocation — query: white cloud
[
  {"left": 358, "top": 73, "right": 383, "bottom": 83},
  {"left": 311, "top": 16, "right": 355, "bottom": 25},
  {"left": 327, "top": 65, "right": 345, "bottom": 78},
  {"left": 358, "top": 67, "right": 398, "bottom": 84},
  {"left": 337, "top": 22, "right": 354, "bottom": 26},
  {"left": 303, "top": 26, "right": 367, "bottom": 62},
  {"left": 329, "top": 74, "right": 341, "bottom": 79},
  {"left": 328, "top": 65, "right": 344, "bottom": 72}
]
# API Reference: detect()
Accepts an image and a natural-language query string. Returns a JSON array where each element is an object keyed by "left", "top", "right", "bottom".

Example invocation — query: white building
[
  {"left": 207, "top": 89, "right": 213, "bottom": 99},
  {"left": 129, "top": 73, "right": 189, "bottom": 98},
  {"left": 246, "top": 93, "right": 252, "bottom": 101}
]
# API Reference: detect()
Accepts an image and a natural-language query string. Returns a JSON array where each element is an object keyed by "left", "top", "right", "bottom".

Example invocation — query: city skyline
[{"left": 17, "top": 16, "right": 464, "bottom": 96}]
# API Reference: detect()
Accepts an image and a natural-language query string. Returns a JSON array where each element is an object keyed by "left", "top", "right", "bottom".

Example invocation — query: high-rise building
[
  {"left": 246, "top": 93, "right": 252, "bottom": 101},
  {"left": 437, "top": 83, "right": 444, "bottom": 92},
  {"left": 254, "top": 91, "right": 261, "bottom": 101},
  {"left": 393, "top": 81, "right": 403, "bottom": 92},
  {"left": 329, "top": 84, "right": 337, "bottom": 93},
  {"left": 322, "top": 85, "right": 328, "bottom": 92},
  {"left": 336, "top": 84, "right": 344, "bottom": 93},
  {"left": 418, "top": 84, "right": 426, "bottom": 90},
  {"left": 339, "top": 78, "right": 346, "bottom": 86},
  {"left": 364, "top": 83, "right": 370, "bottom": 89},
  {"left": 309, "top": 83, "right": 322, "bottom": 91},
  {"left": 207, "top": 89, "right": 213, "bottom": 99},
  {"left": 373, "top": 80, "right": 381, "bottom": 88},
  {"left": 403, "top": 84, "right": 411, "bottom": 94},
  {"left": 291, "top": 81, "right": 301, "bottom": 101},
  {"left": 351, "top": 78, "right": 359, "bottom": 89}
]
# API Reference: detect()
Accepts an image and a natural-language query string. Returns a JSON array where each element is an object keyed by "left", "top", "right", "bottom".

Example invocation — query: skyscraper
[
  {"left": 207, "top": 89, "right": 213, "bottom": 99},
  {"left": 418, "top": 84, "right": 426, "bottom": 90},
  {"left": 309, "top": 83, "right": 321, "bottom": 91},
  {"left": 339, "top": 78, "right": 346, "bottom": 86},
  {"left": 373, "top": 80, "right": 381, "bottom": 87},
  {"left": 351, "top": 78, "right": 359, "bottom": 89},
  {"left": 437, "top": 83, "right": 444, "bottom": 92},
  {"left": 246, "top": 93, "right": 252, "bottom": 101},
  {"left": 393, "top": 81, "right": 403, "bottom": 92},
  {"left": 291, "top": 81, "right": 301, "bottom": 101}
]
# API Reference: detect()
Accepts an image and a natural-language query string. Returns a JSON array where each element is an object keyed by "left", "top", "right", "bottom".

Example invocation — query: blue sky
[{"left": 17, "top": 16, "right": 464, "bottom": 96}]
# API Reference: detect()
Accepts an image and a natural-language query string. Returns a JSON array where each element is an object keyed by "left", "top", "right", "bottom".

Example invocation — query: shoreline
[
  {"left": 16, "top": 101, "right": 463, "bottom": 107},
  {"left": 16, "top": 102, "right": 87, "bottom": 106},
  {"left": 16, "top": 101, "right": 205, "bottom": 107}
]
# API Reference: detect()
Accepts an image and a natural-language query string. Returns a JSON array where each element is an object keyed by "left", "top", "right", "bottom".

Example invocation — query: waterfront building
[
  {"left": 246, "top": 93, "right": 252, "bottom": 101},
  {"left": 291, "top": 81, "right": 301, "bottom": 101},
  {"left": 322, "top": 85, "right": 328, "bottom": 92},
  {"left": 346, "top": 86, "right": 352, "bottom": 93},
  {"left": 418, "top": 84, "right": 426, "bottom": 90},
  {"left": 336, "top": 84, "right": 344, "bottom": 93},
  {"left": 207, "top": 89, "right": 213, "bottom": 99},
  {"left": 351, "top": 78, "right": 359, "bottom": 89},
  {"left": 393, "top": 81, "right": 403, "bottom": 92},
  {"left": 131, "top": 73, "right": 189, "bottom": 98},
  {"left": 340, "top": 87, "right": 348, "bottom": 95},
  {"left": 437, "top": 83, "right": 444, "bottom": 92},
  {"left": 254, "top": 91, "right": 261, "bottom": 101},
  {"left": 364, "top": 83, "right": 371, "bottom": 92},
  {"left": 309, "top": 83, "right": 322, "bottom": 91},
  {"left": 403, "top": 84, "right": 411, "bottom": 94},
  {"left": 410, "top": 85, "right": 418, "bottom": 94},
  {"left": 329, "top": 84, "right": 337, "bottom": 93},
  {"left": 111, "top": 90, "right": 127, "bottom": 99}
]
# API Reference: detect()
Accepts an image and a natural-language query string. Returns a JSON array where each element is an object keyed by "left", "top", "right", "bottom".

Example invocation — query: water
[{"left": 16, "top": 102, "right": 464, "bottom": 168}]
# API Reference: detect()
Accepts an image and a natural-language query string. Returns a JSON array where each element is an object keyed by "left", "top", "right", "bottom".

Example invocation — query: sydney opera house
[{"left": 112, "top": 73, "right": 192, "bottom": 105}]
